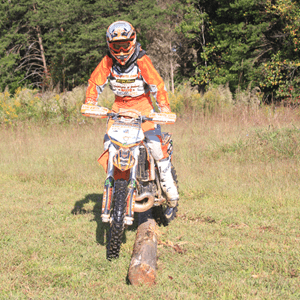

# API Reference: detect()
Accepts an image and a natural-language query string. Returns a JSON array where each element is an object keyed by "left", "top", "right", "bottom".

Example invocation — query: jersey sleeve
[
  {"left": 85, "top": 55, "right": 113, "bottom": 105},
  {"left": 137, "top": 55, "right": 171, "bottom": 112}
]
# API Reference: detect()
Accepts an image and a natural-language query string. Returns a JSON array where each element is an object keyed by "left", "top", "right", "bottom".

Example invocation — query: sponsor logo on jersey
[{"left": 116, "top": 79, "right": 136, "bottom": 84}]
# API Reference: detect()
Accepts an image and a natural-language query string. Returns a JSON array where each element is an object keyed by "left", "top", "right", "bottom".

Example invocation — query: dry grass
[
  {"left": 0, "top": 104, "right": 300, "bottom": 299},
  {"left": 172, "top": 106, "right": 300, "bottom": 211}
]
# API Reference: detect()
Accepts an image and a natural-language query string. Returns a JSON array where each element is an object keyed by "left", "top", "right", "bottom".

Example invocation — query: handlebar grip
[{"left": 141, "top": 116, "right": 153, "bottom": 122}]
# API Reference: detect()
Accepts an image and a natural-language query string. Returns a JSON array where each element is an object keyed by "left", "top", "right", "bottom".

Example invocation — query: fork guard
[{"left": 134, "top": 192, "right": 155, "bottom": 212}]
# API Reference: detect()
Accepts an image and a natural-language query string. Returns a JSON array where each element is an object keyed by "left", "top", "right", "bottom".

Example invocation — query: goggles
[{"left": 111, "top": 41, "right": 131, "bottom": 53}]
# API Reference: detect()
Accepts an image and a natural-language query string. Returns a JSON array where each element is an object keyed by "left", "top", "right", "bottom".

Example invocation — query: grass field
[{"left": 0, "top": 105, "right": 300, "bottom": 299}]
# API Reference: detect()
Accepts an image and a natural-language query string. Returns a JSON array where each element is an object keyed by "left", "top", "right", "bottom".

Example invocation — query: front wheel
[{"left": 106, "top": 179, "right": 127, "bottom": 260}]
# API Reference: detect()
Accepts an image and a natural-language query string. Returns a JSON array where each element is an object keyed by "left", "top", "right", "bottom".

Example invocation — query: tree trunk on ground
[{"left": 128, "top": 209, "right": 158, "bottom": 286}]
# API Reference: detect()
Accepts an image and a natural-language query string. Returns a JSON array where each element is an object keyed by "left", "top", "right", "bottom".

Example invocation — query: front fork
[
  {"left": 101, "top": 176, "right": 114, "bottom": 223},
  {"left": 101, "top": 145, "right": 139, "bottom": 226}
]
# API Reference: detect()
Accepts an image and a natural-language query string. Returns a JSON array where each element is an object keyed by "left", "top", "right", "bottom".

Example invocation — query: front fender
[{"left": 97, "top": 149, "right": 130, "bottom": 181}]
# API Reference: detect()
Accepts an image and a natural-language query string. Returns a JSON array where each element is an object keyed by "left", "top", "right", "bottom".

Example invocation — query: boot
[{"left": 156, "top": 158, "right": 179, "bottom": 207}]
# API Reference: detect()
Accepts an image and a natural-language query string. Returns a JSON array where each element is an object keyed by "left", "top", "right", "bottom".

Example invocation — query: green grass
[{"left": 0, "top": 106, "right": 300, "bottom": 299}]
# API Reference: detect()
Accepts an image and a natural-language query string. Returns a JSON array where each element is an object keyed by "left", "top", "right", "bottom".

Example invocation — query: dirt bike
[{"left": 81, "top": 104, "right": 179, "bottom": 260}]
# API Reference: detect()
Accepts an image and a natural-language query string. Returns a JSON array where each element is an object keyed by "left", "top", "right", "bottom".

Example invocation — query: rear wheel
[
  {"left": 153, "top": 165, "right": 178, "bottom": 226},
  {"left": 106, "top": 179, "right": 127, "bottom": 260}
]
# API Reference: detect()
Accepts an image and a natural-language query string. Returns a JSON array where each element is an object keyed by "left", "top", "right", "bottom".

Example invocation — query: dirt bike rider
[{"left": 84, "top": 20, "right": 179, "bottom": 209}]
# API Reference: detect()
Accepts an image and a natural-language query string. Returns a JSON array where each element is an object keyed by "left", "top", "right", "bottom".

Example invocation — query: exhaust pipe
[{"left": 134, "top": 192, "right": 155, "bottom": 212}]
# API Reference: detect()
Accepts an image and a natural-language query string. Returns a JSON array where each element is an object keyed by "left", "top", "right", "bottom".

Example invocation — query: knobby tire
[{"left": 106, "top": 179, "right": 127, "bottom": 260}]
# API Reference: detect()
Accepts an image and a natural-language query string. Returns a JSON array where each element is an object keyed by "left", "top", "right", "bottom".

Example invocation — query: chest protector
[{"left": 108, "top": 45, "right": 149, "bottom": 98}]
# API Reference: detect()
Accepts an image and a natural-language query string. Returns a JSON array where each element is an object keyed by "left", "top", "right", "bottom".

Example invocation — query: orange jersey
[{"left": 85, "top": 52, "right": 171, "bottom": 114}]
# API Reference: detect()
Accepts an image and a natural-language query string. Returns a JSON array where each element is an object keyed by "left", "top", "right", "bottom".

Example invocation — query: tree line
[{"left": 1, "top": 0, "right": 299, "bottom": 103}]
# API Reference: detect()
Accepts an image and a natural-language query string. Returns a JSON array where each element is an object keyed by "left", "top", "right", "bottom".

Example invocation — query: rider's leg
[{"left": 144, "top": 126, "right": 179, "bottom": 207}]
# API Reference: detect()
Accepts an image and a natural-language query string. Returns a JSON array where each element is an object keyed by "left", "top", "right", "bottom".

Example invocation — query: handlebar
[
  {"left": 81, "top": 104, "right": 176, "bottom": 124},
  {"left": 94, "top": 111, "right": 153, "bottom": 123}
]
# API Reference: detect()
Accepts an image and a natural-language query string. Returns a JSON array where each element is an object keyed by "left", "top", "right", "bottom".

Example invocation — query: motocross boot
[{"left": 156, "top": 158, "right": 179, "bottom": 208}]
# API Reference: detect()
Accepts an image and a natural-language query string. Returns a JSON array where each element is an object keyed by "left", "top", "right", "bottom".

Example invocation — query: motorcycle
[{"left": 81, "top": 104, "right": 179, "bottom": 260}]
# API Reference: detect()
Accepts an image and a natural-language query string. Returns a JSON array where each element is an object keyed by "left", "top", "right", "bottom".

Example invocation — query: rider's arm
[
  {"left": 137, "top": 55, "right": 171, "bottom": 113},
  {"left": 85, "top": 55, "right": 113, "bottom": 105}
]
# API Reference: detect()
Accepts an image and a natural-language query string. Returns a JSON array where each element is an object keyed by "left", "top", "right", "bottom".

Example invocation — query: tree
[
  {"left": 145, "top": 0, "right": 184, "bottom": 93},
  {"left": 0, "top": 0, "right": 172, "bottom": 92},
  {"left": 0, "top": 0, "right": 31, "bottom": 91},
  {"left": 179, "top": 0, "right": 270, "bottom": 89},
  {"left": 178, "top": 0, "right": 300, "bottom": 103},
  {"left": 257, "top": 0, "right": 300, "bottom": 103}
]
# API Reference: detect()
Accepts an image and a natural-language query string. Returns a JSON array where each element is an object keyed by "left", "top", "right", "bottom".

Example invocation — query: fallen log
[{"left": 128, "top": 209, "right": 158, "bottom": 286}]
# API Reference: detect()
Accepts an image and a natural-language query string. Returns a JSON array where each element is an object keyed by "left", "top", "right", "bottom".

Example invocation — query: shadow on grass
[{"left": 71, "top": 193, "right": 139, "bottom": 246}]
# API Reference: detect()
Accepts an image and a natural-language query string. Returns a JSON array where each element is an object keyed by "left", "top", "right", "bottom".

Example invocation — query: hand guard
[
  {"left": 147, "top": 112, "right": 176, "bottom": 124},
  {"left": 81, "top": 104, "right": 110, "bottom": 118}
]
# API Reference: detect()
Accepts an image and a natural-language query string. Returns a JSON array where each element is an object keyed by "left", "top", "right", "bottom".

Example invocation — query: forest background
[{"left": 1, "top": 0, "right": 300, "bottom": 111}]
